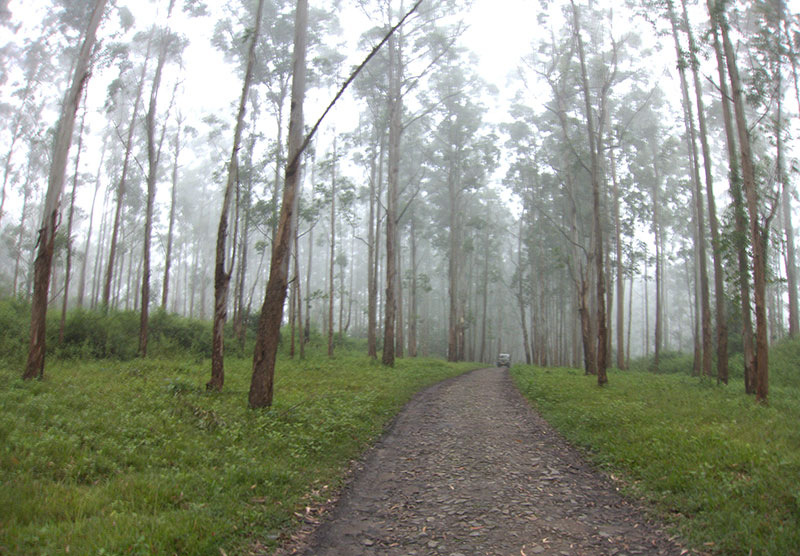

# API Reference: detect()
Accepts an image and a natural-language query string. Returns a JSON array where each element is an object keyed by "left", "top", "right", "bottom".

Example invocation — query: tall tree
[
  {"left": 24, "top": 0, "right": 107, "bottom": 380},
  {"left": 666, "top": 0, "right": 712, "bottom": 378},
  {"left": 161, "top": 112, "right": 184, "bottom": 311},
  {"left": 140, "top": 0, "right": 178, "bottom": 357},
  {"left": 58, "top": 92, "right": 89, "bottom": 343},
  {"left": 103, "top": 29, "right": 154, "bottom": 311},
  {"left": 706, "top": 0, "right": 751, "bottom": 386},
  {"left": 249, "top": 0, "right": 309, "bottom": 408},
  {"left": 717, "top": 0, "right": 769, "bottom": 402},
  {"left": 679, "top": 0, "right": 728, "bottom": 381},
  {"left": 571, "top": 0, "right": 608, "bottom": 385},
  {"left": 208, "top": 0, "right": 265, "bottom": 392}
]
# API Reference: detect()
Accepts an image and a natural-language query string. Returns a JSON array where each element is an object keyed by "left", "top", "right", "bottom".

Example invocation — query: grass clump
[
  {"left": 0, "top": 351, "right": 475, "bottom": 555},
  {"left": 511, "top": 365, "right": 800, "bottom": 555}
]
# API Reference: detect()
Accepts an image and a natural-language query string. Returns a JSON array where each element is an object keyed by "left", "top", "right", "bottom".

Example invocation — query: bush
[
  {"left": 627, "top": 350, "right": 695, "bottom": 375},
  {"left": 0, "top": 298, "right": 29, "bottom": 364},
  {"left": 148, "top": 309, "right": 212, "bottom": 359}
]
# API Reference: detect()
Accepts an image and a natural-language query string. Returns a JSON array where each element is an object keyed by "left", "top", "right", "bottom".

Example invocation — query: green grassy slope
[
  {"left": 511, "top": 345, "right": 800, "bottom": 556},
  {"left": 0, "top": 353, "right": 475, "bottom": 555}
]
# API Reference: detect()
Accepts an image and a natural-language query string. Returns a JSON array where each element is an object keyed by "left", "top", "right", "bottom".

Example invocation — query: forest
[
  {"left": 3, "top": 0, "right": 799, "bottom": 403},
  {"left": 1, "top": 0, "right": 800, "bottom": 553}
]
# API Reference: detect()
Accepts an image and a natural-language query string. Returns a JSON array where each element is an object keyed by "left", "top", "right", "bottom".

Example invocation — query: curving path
[{"left": 283, "top": 367, "right": 685, "bottom": 556}]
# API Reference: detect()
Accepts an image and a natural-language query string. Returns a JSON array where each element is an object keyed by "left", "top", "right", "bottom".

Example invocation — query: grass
[
  {"left": 511, "top": 360, "right": 800, "bottom": 555},
  {"left": 0, "top": 350, "right": 476, "bottom": 555}
]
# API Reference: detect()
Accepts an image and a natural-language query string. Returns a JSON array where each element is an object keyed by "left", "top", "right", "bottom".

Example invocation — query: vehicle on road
[{"left": 496, "top": 353, "right": 511, "bottom": 368}]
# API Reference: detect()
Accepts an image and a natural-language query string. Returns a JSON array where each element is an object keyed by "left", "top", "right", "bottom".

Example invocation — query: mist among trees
[{"left": 1, "top": 0, "right": 799, "bottom": 405}]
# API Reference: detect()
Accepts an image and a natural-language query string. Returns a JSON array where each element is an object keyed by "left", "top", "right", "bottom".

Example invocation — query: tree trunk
[
  {"left": 785, "top": 15, "right": 800, "bottom": 338},
  {"left": 328, "top": 140, "right": 337, "bottom": 357},
  {"left": 209, "top": 0, "right": 263, "bottom": 392},
  {"left": 572, "top": 0, "right": 607, "bottom": 384},
  {"left": 104, "top": 34, "right": 152, "bottom": 312},
  {"left": 706, "top": 0, "right": 750, "bottom": 386},
  {"left": 0, "top": 54, "right": 40, "bottom": 230},
  {"left": 13, "top": 165, "right": 32, "bottom": 296},
  {"left": 77, "top": 141, "right": 105, "bottom": 307},
  {"left": 718, "top": 4, "right": 768, "bottom": 402},
  {"left": 396, "top": 240, "right": 404, "bottom": 358},
  {"left": 24, "top": 0, "right": 107, "bottom": 380},
  {"left": 162, "top": 114, "right": 182, "bottom": 311},
  {"left": 139, "top": 25, "right": 171, "bottom": 358},
  {"left": 652, "top": 156, "right": 663, "bottom": 373},
  {"left": 408, "top": 209, "right": 418, "bottom": 357},
  {"left": 667, "top": 0, "right": 711, "bottom": 378},
  {"left": 479, "top": 236, "right": 489, "bottom": 363},
  {"left": 382, "top": 31, "right": 401, "bottom": 368},
  {"left": 249, "top": 0, "right": 308, "bottom": 408},
  {"left": 367, "top": 128, "right": 382, "bottom": 359},
  {"left": 681, "top": 0, "right": 728, "bottom": 381},
  {"left": 610, "top": 148, "right": 625, "bottom": 369},
  {"left": 59, "top": 95, "right": 88, "bottom": 343}
]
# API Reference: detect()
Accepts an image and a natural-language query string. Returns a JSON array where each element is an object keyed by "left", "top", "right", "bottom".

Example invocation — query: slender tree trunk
[
  {"left": 367, "top": 129, "right": 382, "bottom": 358},
  {"left": 236, "top": 122, "right": 257, "bottom": 348},
  {"left": 626, "top": 273, "right": 633, "bottom": 368},
  {"left": 59, "top": 95, "right": 88, "bottom": 343},
  {"left": 104, "top": 36, "right": 152, "bottom": 312},
  {"left": 292, "top": 189, "right": 303, "bottom": 358},
  {"left": 718, "top": 5, "right": 768, "bottom": 402},
  {"left": 328, "top": 140, "right": 337, "bottom": 357},
  {"left": 667, "top": 0, "right": 711, "bottom": 378},
  {"left": 249, "top": 0, "right": 308, "bottom": 408},
  {"left": 162, "top": 114, "right": 182, "bottom": 311},
  {"left": 77, "top": 141, "right": 105, "bottom": 308},
  {"left": 651, "top": 156, "right": 663, "bottom": 372},
  {"left": 707, "top": 1, "right": 750, "bottom": 386},
  {"left": 785, "top": 16, "right": 800, "bottom": 338},
  {"left": 0, "top": 94, "right": 32, "bottom": 231},
  {"left": 396, "top": 241, "right": 404, "bottom": 358},
  {"left": 610, "top": 148, "right": 625, "bottom": 369},
  {"left": 139, "top": 24, "right": 171, "bottom": 358},
  {"left": 572, "top": 0, "right": 607, "bottom": 384},
  {"left": 382, "top": 31, "right": 401, "bottom": 368},
  {"left": 479, "top": 237, "right": 489, "bottom": 363},
  {"left": 13, "top": 168, "right": 32, "bottom": 296},
  {"left": 408, "top": 209, "right": 418, "bottom": 357},
  {"left": 773, "top": 8, "right": 797, "bottom": 338},
  {"left": 304, "top": 193, "right": 314, "bottom": 347},
  {"left": 681, "top": 0, "right": 728, "bottom": 380},
  {"left": 209, "top": 0, "right": 262, "bottom": 391},
  {"left": 24, "top": 0, "right": 107, "bottom": 380},
  {"left": 517, "top": 222, "right": 532, "bottom": 364}
]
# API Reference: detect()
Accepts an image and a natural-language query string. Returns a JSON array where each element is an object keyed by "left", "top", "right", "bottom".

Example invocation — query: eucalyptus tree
[
  {"left": 58, "top": 93, "right": 90, "bottom": 343},
  {"left": 207, "top": 0, "right": 265, "bottom": 392},
  {"left": 662, "top": 0, "right": 712, "bottom": 378},
  {"left": 161, "top": 112, "right": 189, "bottom": 312},
  {"left": 713, "top": 0, "right": 776, "bottom": 402},
  {"left": 705, "top": 0, "right": 753, "bottom": 387},
  {"left": 249, "top": 0, "right": 309, "bottom": 409},
  {"left": 139, "top": 0, "right": 186, "bottom": 357},
  {"left": 676, "top": 0, "right": 730, "bottom": 381},
  {"left": 424, "top": 52, "right": 497, "bottom": 362},
  {"left": 353, "top": 0, "right": 467, "bottom": 366},
  {"left": 747, "top": 0, "right": 798, "bottom": 341},
  {"left": 349, "top": 92, "right": 388, "bottom": 358},
  {"left": 24, "top": 0, "right": 108, "bottom": 380},
  {"left": 0, "top": 40, "right": 54, "bottom": 231}
]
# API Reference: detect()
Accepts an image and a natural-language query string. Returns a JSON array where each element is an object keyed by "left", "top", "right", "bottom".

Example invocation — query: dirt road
[{"left": 285, "top": 367, "right": 684, "bottom": 556}]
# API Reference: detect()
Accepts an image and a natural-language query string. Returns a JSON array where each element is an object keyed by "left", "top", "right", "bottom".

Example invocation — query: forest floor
[{"left": 275, "top": 367, "right": 687, "bottom": 556}]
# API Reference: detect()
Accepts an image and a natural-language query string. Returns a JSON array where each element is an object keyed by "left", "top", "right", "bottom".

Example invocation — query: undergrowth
[
  {"left": 511, "top": 356, "right": 800, "bottom": 556},
  {"left": 0, "top": 351, "right": 475, "bottom": 555}
]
